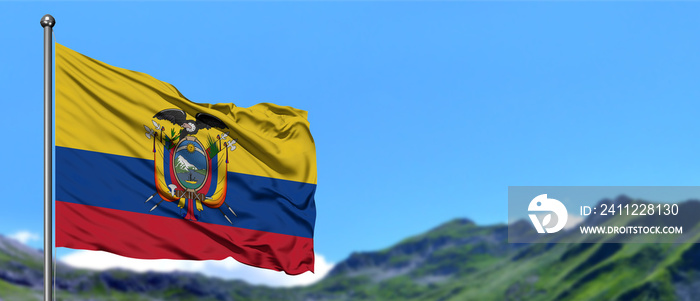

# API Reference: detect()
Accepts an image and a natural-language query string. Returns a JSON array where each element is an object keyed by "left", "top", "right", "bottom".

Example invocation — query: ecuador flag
[{"left": 55, "top": 43, "right": 317, "bottom": 275}]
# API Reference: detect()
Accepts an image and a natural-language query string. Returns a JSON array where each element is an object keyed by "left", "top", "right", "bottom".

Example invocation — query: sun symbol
[{"left": 187, "top": 144, "right": 195, "bottom": 153}]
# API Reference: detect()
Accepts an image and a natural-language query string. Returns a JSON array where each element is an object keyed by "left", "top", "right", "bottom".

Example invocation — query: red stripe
[{"left": 56, "top": 201, "right": 314, "bottom": 275}]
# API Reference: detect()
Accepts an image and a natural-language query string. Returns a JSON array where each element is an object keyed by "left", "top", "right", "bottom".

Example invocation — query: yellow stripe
[{"left": 56, "top": 43, "right": 316, "bottom": 184}]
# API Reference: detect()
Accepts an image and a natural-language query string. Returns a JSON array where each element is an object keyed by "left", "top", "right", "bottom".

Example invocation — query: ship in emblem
[{"left": 142, "top": 108, "right": 238, "bottom": 223}]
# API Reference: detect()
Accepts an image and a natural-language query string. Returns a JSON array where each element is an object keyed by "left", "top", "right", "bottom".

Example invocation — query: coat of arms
[{"left": 142, "top": 109, "right": 238, "bottom": 223}]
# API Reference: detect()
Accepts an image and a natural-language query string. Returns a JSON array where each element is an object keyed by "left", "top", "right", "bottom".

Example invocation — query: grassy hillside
[{"left": 2, "top": 198, "right": 700, "bottom": 300}]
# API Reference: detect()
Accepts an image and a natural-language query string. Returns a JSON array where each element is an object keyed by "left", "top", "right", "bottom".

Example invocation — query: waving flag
[{"left": 55, "top": 43, "right": 317, "bottom": 275}]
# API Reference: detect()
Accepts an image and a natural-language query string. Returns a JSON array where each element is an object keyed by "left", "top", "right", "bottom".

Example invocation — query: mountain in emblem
[{"left": 175, "top": 155, "right": 198, "bottom": 172}]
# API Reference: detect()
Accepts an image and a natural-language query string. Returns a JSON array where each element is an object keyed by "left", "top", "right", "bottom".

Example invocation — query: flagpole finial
[{"left": 40, "top": 14, "right": 55, "bottom": 28}]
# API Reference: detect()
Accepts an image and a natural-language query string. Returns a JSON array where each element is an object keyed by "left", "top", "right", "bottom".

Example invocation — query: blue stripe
[{"left": 56, "top": 146, "right": 316, "bottom": 239}]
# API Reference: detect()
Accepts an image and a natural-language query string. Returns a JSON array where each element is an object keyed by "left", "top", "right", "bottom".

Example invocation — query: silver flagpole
[{"left": 40, "top": 14, "right": 55, "bottom": 301}]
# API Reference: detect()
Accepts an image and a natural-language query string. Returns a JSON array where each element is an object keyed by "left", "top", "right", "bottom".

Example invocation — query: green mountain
[
  {"left": 3, "top": 196, "right": 700, "bottom": 300},
  {"left": 0, "top": 237, "right": 292, "bottom": 301}
]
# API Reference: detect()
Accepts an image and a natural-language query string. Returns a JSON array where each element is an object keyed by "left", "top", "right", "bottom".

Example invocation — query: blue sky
[{"left": 4, "top": 0, "right": 700, "bottom": 286}]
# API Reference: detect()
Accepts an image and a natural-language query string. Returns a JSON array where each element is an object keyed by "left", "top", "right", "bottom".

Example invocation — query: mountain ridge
[{"left": 3, "top": 197, "right": 700, "bottom": 300}]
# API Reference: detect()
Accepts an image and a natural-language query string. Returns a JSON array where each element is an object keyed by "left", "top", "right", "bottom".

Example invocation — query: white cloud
[
  {"left": 564, "top": 213, "right": 585, "bottom": 230},
  {"left": 60, "top": 250, "right": 335, "bottom": 287},
  {"left": 9, "top": 230, "right": 40, "bottom": 245}
]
